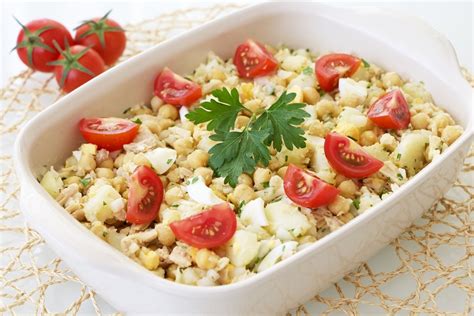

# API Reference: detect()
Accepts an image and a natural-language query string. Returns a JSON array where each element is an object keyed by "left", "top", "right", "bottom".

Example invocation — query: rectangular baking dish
[{"left": 14, "top": 2, "right": 473, "bottom": 315}]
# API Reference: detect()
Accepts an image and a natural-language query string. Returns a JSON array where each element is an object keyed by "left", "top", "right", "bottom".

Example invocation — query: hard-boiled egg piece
[
  {"left": 265, "top": 200, "right": 311, "bottom": 238},
  {"left": 186, "top": 176, "right": 224, "bottom": 205},
  {"left": 144, "top": 147, "right": 177, "bottom": 174},
  {"left": 257, "top": 241, "right": 298, "bottom": 272},
  {"left": 179, "top": 106, "right": 189, "bottom": 123},
  {"left": 338, "top": 78, "right": 368, "bottom": 100},
  {"left": 393, "top": 132, "right": 429, "bottom": 176},
  {"left": 240, "top": 198, "right": 268, "bottom": 227},
  {"left": 226, "top": 230, "right": 259, "bottom": 267},
  {"left": 84, "top": 184, "right": 122, "bottom": 223}
]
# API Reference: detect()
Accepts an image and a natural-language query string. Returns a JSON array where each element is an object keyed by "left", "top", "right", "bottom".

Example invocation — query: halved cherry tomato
[
  {"left": 233, "top": 39, "right": 278, "bottom": 79},
  {"left": 154, "top": 67, "right": 202, "bottom": 107},
  {"left": 315, "top": 53, "right": 361, "bottom": 92},
  {"left": 284, "top": 164, "right": 339, "bottom": 208},
  {"left": 126, "top": 166, "right": 164, "bottom": 225},
  {"left": 324, "top": 132, "right": 383, "bottom": 179},
  {"left": 79, "top": 117, "right": 139, "bottom": 151},
  {"left": 368, "top": 90, "right": 410, "bottom": 130},
  {"left": 170, "top": 203, "right": 237, "bottom": 249}
]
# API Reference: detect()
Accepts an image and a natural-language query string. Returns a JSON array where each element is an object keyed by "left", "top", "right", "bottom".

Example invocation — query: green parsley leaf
[
  {"left": 352, "top": 198, "right": 360, "bottom": 210},
  {"left": 302, "top": 66, "right": 313, "bottom": 75},
  {"left": 361, "top": 58, "right": 370, "bottom": 68},
  {"left": 209, "top": 129, "right": 271, "bottom": 187},
  {"left": 252, "top": 91, "right": 309, "bottom": 151},
  {"left": 186, "top": 88, "right": 244, "bottom": 132},
  {"left": 132, "top": 118, "right": 142, "bottom": 124}
]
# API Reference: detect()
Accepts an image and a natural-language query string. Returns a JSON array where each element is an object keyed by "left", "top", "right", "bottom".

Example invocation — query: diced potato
[
  {"left": 240, "top": 198, "right": 268, "bottom": 227},
  {"left": 393, "top": 132, "right": 429, "bottom": 176},
  {"left": 144, "top": 147, "right": 177, "bottom": 174},
  {"left": 40, "top": 168, "right": 64, "bottom": 198}
]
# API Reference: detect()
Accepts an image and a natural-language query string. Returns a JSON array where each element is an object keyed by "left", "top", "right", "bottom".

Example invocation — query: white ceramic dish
[{"left": 14, "top": 2, "right": 473, "bottom": 315}]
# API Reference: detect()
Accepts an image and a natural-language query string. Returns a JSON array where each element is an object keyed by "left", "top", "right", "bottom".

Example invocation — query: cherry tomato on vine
[
  {"left": 14, "top": 18, "right": 73, "bottom": 72},
  {"left": 74, "top": 10, "right": 126, "bottom": 66}
]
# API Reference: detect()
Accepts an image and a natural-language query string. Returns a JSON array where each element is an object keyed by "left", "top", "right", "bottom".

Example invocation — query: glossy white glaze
[{"left": 14, "top": 2, "right": 474, "bottom": 315}]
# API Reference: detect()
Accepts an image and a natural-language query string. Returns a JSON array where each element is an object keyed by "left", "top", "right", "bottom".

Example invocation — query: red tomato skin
[
  {"left": 234, "top": 39, "right": 278, "bottom": 79},
  {"left": 170, "top": 203, "right": 237, "bottom": 249},
  {"left": 368, "top": 90, "right": 410, "bottom": 130},
  {"left": 53, "top": 45, "right": 106, "bottom": 93},
  {"left": 284, "top": 164, "right": 339, "bottom": 208},
  {"left": 154, "top": 67, "right": 202, "bottom": 107},
  {"left": 315, "top": 53, "right": 361, "bottom": 92},
  {"left": 16, "top": 19, "right": 73, "bottom": 72},
  {"left": 79, "top": 117, "right": 139, "bottom": 151},
  {"left": 74, "top": 18, "right": 126, "bottom": 66},
  {"left": 324, "top": 133, "right": 384, "bottom": 179},
  {"left": 126, "top": 166, "right": 164, "bottom": 225}
]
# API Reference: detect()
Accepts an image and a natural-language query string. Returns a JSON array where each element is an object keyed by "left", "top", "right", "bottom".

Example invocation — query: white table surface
[{"left": 0, "top": 1, "right": 472, "bottom": 314}]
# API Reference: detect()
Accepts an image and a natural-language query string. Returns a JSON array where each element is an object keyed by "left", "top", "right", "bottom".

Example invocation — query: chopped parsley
[
  {"left": 352, "top": 198, "right": 360, "bottom": 210},
  {"left": 397, "top": 173, "right": 404, "bottom": 181},
  {"left": 235, "top": 201, "right": 246, "bottom": 216},
  {"left": 122, "top": 107, "right": 131, "bottom": 114},
  {"left": 347, "top": 135, "right": 357, "bottom": 142},
  {"left": 302, "top": 66, "right": 313, "bottom": 75},
  {"left": 262, "top": 181, "right": 270, "bottom": 189},
  {"left": 397, "top": 153, "right": 401, "bottom": 160},
  {"left": 102, "top": 231, "right": 108, "bottom": 237},
  {"left": 80, "top": 177, "right": 91, "bottom": 187},
  {"left": 166, "top": 158, "right": 173, "bottom": 164},
  {"left": 131, "top": 118, "right": 142, "bottom": 125},
  {"left": 361, "top": 58, "right": 370, "bottom": 68}
]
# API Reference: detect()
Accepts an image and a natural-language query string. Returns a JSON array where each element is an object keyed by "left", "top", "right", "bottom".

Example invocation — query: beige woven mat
[{"left": 1, "top": 4, "right": 473, "bottom": 315}]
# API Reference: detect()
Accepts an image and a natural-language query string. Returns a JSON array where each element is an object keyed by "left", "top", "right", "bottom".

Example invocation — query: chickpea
[
  {"left": 338, "top": 212, "right": 354, "bottom": 224},
  {"left": 156, "top": 223, "right": 176, "bottom": 247},
  {"left": 138, "top": 248, "right": 160, "bottom": 270},
  {"left": 411, "top": 112, "right": 430, "bottom": 130},
  {"left": 64, "top": 176, "right": 81, "bottom": 186},
  {"left": 114, "top": 154, "right": 125, "bottom": 168},
  {"left": 194, "top": 167, "right": 213, "bottom": 185},
  {"left": 238, "top": 174, "right": 253, "bottom": 187},
  {"left": 98, "top": 158, "right": 114, "bottom": 169},
  {"left": 316, "top": 99, "right": 337, "bottom": 119},
  {"left": 240, "top": 82, "right": 254, "bottom": 102},
  {"left": 186, "top": 150, "right": 209, "bottom": 169},
  {"left": 157, "top": 118, "right": 175, "bottom": 131},
  {"left": 95, "top": 168, "right": 115, "bottom": 179},
  {"left": 337, "top": 180, "right": 357, "bottom": 198},
  {"left": 253, "top": 168, "right": 272, "bottom": 190},
  {"left": 158, "top": 104, "right": 179, "bottom": 120},
  {"left": 302, "top": 86, "right": 320, "bottom": 105},
  {"left": 307, "top": 119, "right": 329, "bottom": 137},
  {"left": 133, "top": 153, "right": 152, "bottom": 167},
  {"left": 228, "top": 184, "right": 256, "bottom": 205},
  {"left": 218, "top": 264, "right": 235, "bottom": 285},
  {"left": 112, "top": 177, "right": 127, "bottom": 193},
  {"left": 360, "top": 130, "right": 377, "bottom": 146},
  {"left": 244, "top": 99, "right": 263, "bottom": 114},
  {"left": 381, "top": 72, "right": 402, "bottom": 88},
  {"left": 441, "top": 125, "right": 463, "bottom": 145},
  {"left": 78, "top": 154, "right": 96, "bottom": 172},
  {"left": 327, "top": 195, "right": 351, "bottom": 216},
  {"left": 143, "top": 120, "right": 161, "bottom": 134},
  {"left": 173, "top": 137, "right": 194, "bottom": 155},
  {"left": 211, "top": 69, "right": 227, "bottom": 81},
  {"left": 150, "top": 95, "right": 163, "bottom": 112},
  {"left": 165, "top": 186, "right": 184, "bottom": 205},
  {"left": 431, "top": 113, "right": 453, "bottom": 132},
  {"left": 167, "top": 264, "right": 179, "bottom": 281},
  {"left": 235, "top": 115, "right": 250, "bottom": 129},
  {"left": 277, "top": 166, "right": 288, "bottom": 179},
  {"left": 195, "top": 249, "right": 219, "bottom": 270}
]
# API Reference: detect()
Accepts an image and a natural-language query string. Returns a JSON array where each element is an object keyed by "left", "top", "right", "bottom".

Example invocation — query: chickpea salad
[{"left": 40, "top": 39, "right": 463, "bottom": 286}]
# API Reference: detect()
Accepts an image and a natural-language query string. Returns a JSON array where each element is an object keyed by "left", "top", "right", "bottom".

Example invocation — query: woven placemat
[{"left": 0, "top": 4, "right": 473, "bottom": 315}]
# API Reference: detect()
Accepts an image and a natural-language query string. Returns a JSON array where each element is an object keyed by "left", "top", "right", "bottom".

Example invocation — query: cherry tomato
[
  {"left": 315, "top": 53, "right": 361, "bottom": 92},
  {"left": 324, "top": 132, "right": 383, "bottom": 179},
  {"left": 233, "top": 39, "right": 278, "bottom": 79},
  {"left": 154, "top": 67, "right": 202, "bottom": 107},
  {"left": 126, "top": 166, "right": 164, "bottom": 225},
  {"left": 74, "top": 11, "right": 126, "bottom": 66},
  {"left": 79, "top": 117, "right": 139, "bottom": 151},
  {"left": 14, "top": 18, "right": 73, "bottom": 72},
  {"left": 368, "top": 90, "right": 410, "bottom": 130},
  {"left": 51, "top": 44, "right": 106, "bottom": 93},
  {"left": 284, "top": 164, "right": 339, "bottom": 208},
  {"left": 170, "top": 203, "right": 237, "bottom": 249}
]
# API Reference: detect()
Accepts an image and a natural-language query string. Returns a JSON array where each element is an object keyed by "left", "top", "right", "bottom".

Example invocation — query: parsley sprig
[{"left": 186, "top": 87, "right": 309, "bottom": 186}]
